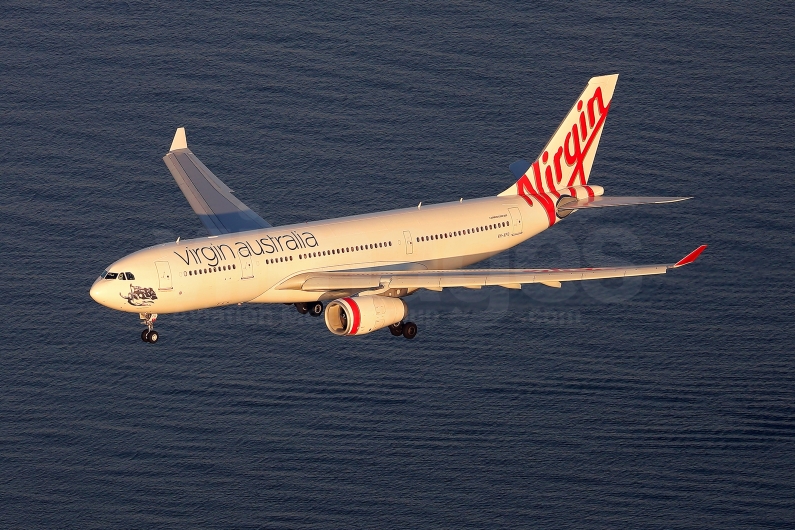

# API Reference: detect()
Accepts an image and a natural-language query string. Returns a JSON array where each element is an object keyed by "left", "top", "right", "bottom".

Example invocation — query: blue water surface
[{"left": 1, "top": 1, "right": 793, "bottom": 528}]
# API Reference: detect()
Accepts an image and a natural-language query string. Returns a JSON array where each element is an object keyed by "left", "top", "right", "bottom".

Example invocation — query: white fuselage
[{"left": 89, "top": 195, "right": 551, "bottom": 314}]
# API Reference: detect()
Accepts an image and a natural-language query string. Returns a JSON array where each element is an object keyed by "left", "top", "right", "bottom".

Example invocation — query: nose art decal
[{"left": 120, "top": 285, "right": 158, "bottom": 306}]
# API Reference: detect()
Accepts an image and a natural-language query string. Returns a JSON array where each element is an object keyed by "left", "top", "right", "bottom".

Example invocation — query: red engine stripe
[{"left": 343, "top": 297, "right": 361, "bottom": 335}]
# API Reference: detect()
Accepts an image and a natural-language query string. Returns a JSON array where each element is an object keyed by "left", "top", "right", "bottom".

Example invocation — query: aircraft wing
[
  {"left": 163, "top": 128, "right": 272, "bottom": 235},
  {"left": 278, "top": 246, "right": 707, "bottom": 292}
]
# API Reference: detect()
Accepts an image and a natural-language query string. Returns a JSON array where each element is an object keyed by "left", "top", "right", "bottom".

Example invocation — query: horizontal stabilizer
[
  {"left": 557, "top": 196, "right": 691, "bottom": 211},
  {"left": 509, "top": 160, "right": 531, "bottom": 180},
  {"left": 163, "top": 128, "right": 272, "bottom": 235}
]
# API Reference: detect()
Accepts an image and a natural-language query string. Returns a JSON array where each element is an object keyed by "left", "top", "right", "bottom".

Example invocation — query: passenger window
[{"left": 126, "top": 272, "right": 135, "bottom": 280}]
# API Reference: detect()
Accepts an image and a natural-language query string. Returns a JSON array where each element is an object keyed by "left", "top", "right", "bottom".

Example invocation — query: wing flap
[
  {"left": 278, "top": 247, "right": 706, "bottom": 292},
  {"left": 163, "top": 128, "right": 271, "bottom": 235},
  {"left": 301, "top": 275, "right": 384, "bottom": 291}
]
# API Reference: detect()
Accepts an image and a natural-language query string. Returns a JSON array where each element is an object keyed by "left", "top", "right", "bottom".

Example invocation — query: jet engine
[{"left": 324, "top": 296, "right": 408, "bottom": 336}]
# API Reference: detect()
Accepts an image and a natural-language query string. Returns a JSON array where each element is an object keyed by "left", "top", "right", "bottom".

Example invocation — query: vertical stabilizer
[{"left": 499, "top": 75, "right": 618, "bottom": 207}]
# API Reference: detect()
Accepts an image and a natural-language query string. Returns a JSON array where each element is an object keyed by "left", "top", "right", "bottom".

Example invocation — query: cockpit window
[
  {"left": 105, "top": 272, "right": 118, "bottom": 280},
  {"left": 99, "top": 270, "right": 108, "bottom": 279},
  {"left": 118, "top": 272, "right": 127, "bottom": 280},
  {"left": 125, "top": 272, "right": 135, "bottom": 280}
]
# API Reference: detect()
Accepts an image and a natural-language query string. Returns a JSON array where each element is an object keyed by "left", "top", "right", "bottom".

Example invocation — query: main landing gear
[
  {"left": 295, "top": 302, "right": 324, "bottom": 317},
  {"left": 388, "top": 321, "right": 418, "bottom": 340},
  {"left": 140, "top": 312, "right": 159, "bottom": 343}
]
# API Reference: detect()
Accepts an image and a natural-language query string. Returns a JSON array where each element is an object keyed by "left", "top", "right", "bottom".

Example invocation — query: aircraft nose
[
  {"left": 90, "top": 279, "right": 109, "bottom": 307},
  {"left": 89, "top": 280, "right": 101, "bottom": 303}
]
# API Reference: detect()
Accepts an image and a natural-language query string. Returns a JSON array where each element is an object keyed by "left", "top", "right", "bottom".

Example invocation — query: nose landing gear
[{"left": 140, "top": 312, "right": 159, "bottom": 343}]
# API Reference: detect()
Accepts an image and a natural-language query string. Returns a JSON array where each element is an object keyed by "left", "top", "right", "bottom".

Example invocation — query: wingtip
[
  {"left": 674, "top": 245, "right": 707, "bottom": 268},
  {"left": 170, "top": 127, "right": 187, "bottom": 151}
]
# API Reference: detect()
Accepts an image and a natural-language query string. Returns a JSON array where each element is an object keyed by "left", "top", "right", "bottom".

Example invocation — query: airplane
[{"left": 89, "top": 74, "right": 706, "bottom": 343}]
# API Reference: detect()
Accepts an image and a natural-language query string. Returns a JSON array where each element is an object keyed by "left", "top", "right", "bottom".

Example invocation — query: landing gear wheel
[
  {"left": 295, "top": 302, "right": 309, "bottom": 315},
  {"left": 389, "top": 322, "right": 404, "bottom": 336},
  {"left": 139, "top": 313, "right": 159, "bottom": 343},
  {"left": 309, "top": 301, "right": 324, "bottom": 317},
  {"left": 402, "top": 321, "right": 418, "bottom": 339}
]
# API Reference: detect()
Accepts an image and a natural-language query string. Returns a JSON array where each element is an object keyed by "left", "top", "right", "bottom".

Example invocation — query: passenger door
[
  {"left": 155, "top": 261, "right": 173, "bottom": 290},
  {"left": 508, "top": 207, "right": 523, "bottom": 236},
  {"left": 239, "top": 253, "right": 254, "bottom": 279},
  {"left": 403, "top": 231, "right": 413, "bottom": 254}
]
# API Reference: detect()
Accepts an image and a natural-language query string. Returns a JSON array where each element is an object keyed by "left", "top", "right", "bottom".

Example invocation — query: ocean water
[{"left": 1, "top": 1, "right": 794, "bottom": 528}]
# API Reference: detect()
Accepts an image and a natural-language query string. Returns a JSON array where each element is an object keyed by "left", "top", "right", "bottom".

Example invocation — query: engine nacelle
[{"left": 324, "top": 296, "right": 408, "bottom": 336}]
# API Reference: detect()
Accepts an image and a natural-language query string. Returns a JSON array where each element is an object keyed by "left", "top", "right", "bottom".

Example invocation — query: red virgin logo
[{"left": 515, "top": 86, "right": 611, "bottom": 225}]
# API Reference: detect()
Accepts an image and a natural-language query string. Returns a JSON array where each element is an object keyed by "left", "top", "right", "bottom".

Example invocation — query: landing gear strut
[
  {"left": 389, "top": 321, "right": 417, "bottom": 339},
  {"left": 140, "top": 312, "right": 159, "bottom": 343}
]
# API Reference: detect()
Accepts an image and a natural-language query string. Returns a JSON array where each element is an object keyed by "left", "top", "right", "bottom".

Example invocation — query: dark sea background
[{"left": 2, "top": 1, "right": 794, "bottom": 528}]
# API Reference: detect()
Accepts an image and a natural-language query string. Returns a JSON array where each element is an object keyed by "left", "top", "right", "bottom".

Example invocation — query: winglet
[
  {"left": 170, "top": 127, "right": 188, "bottom": 151},
  {"left": 673, "top": 245, "right": 707, "bottom": 268}
]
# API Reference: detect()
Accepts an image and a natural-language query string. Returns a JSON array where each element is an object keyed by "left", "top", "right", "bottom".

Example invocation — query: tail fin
[{"left": 499, "top": 74, "right": 618, "bottom": 199}]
